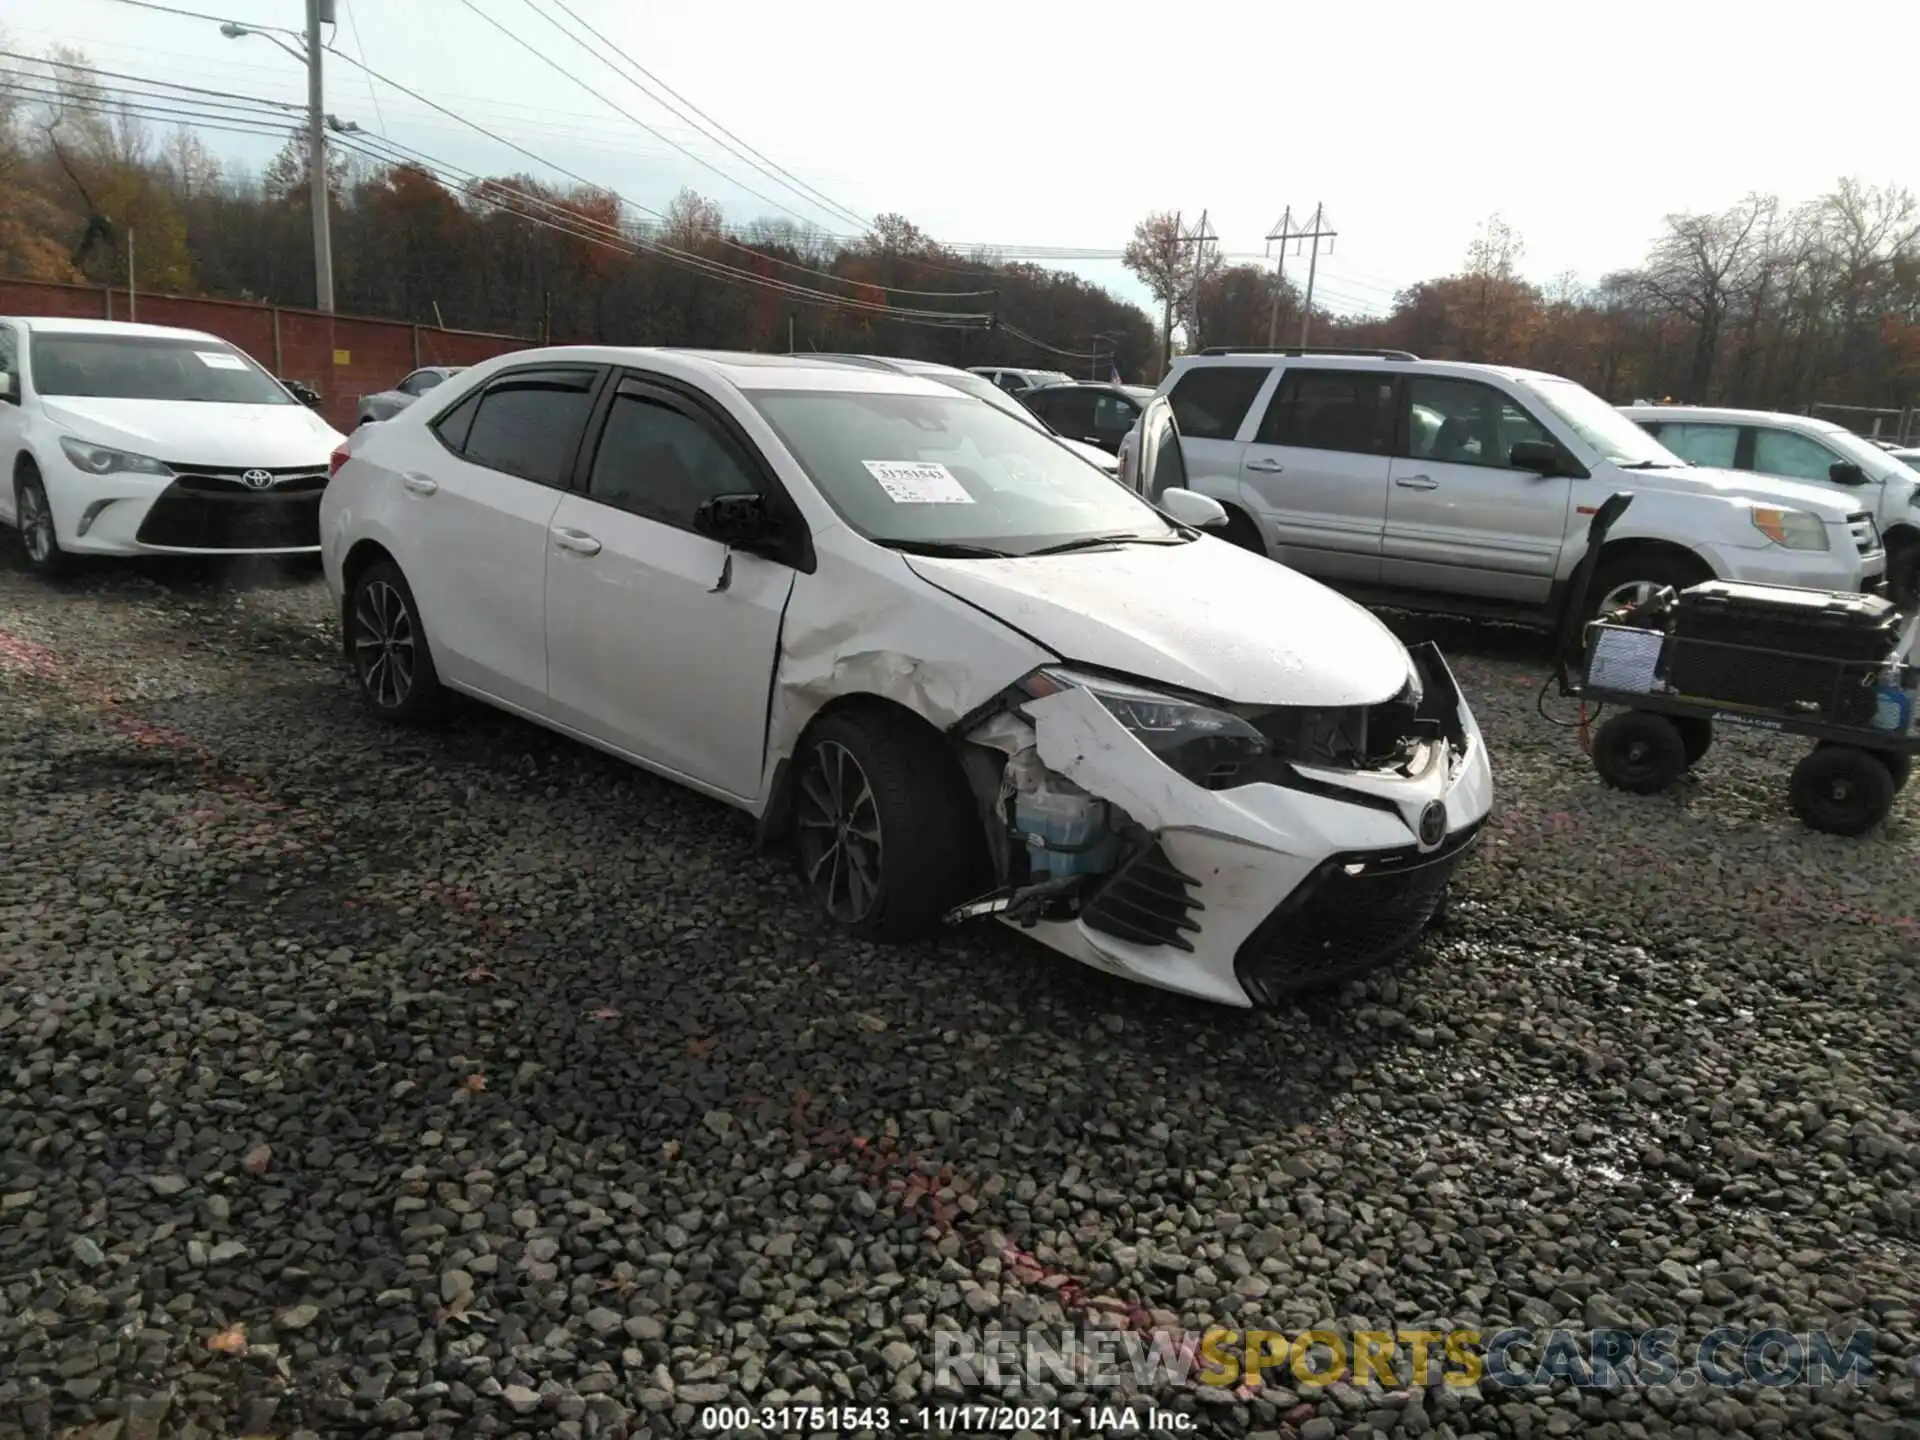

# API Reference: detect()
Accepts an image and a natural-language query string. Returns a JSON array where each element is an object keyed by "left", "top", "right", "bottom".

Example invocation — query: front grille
[
  {"left": 1234, "top": 822, "right": 1482, "bottom": 1004},
  {"left": 1081, "top": 841, "right": 1204, "bottom": 952},
  {"left": 136, "top": 474, "right": 323, "bottom": 551},
  {"left": 1848, "top": 511, "right": 1881, "bottom": 555}
]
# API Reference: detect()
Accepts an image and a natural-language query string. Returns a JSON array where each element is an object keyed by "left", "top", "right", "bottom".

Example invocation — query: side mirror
[
  {"left": 1828, "top": 460, "right": 1868, "bottom": 486},
  {"left": 0, "top": 371, "right": 16, "bottom": 403},
  {"left": 1158, "top": 487, "right": 1228, "bottom": 531},
  {"left": 1508, "top": 440, "right": 1565, "bottom": 475},
  {"left": 693, "top": 491, "right": 782, "bottom": 553}
]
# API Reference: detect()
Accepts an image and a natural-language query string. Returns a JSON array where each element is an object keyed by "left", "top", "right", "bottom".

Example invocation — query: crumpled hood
[
  {"left": 906, "top": 537, "right": 1412, "bottom": 706},
  {"left": 41, "top": 398, "right": 344, "bottom": 467},
  {"left": 1637, "top": 463, "right": 1866, "bottom": 519}
]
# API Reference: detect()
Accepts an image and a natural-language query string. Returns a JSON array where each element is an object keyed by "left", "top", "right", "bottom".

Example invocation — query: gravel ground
[{"left": 0, "top": 548, "right": 1914, "bottom": 1440}]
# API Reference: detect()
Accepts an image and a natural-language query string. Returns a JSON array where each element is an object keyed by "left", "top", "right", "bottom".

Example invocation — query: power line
[
  {"left": 518, "top": 0, "right": 872, "bottom": 235},
  {"left": 337, "top": 0, "right": 386, "bottom": 138},
  {"left": 96, "top": 0, "right": 299, "bottom": 35},
  {"left": 454, "top": 0, "right": 825, "bottom": 231}
]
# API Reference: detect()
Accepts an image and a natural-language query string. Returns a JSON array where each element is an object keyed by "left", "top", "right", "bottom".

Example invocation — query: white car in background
[
  {"left": 0, "top": 317, "right": 345, "bottom": 574},
  {"left": 320, "top": 348, "right": 1493, "bottom": 1008},
  {"left": 1620, "top": 404, "right": 1920, "bottom": 607}
]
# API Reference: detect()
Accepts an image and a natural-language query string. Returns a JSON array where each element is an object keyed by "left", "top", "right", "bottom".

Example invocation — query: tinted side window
[
  {"left": 588, "top": 385, "right": 760, "bottom": 529},
  {"left": 1093, "top": 393, "right": 1139, "bottom": 435},
  {"left": 404, "top": 370, "right": 446, "bottom": 396},
  {"left": 1043, "top": 390, "right": 1098, "bottom": 432},
  {"left": 0, "top": 324, "right": 17, "bottom": 377},
  {"left": 1402, "top": 376, "right": 1521, "bottom": 467},
  {"left": 431, "top": 389, "right": 481, "bottom": 452},
  {"left": 1257, "top": 369, "right": 1394, "bottom": 454},
  {"left": 461, "top": 369, "right": 599, "bottom": 486},
  {"left": 1751, "top": 428, "right": 1838, "bottom": 482},
  {"left": 1658, "top": 422, "right": 1739, "bottom": 469},
  {"left": 1167, "top": 365, "right": 1268, "bottom": 441}
]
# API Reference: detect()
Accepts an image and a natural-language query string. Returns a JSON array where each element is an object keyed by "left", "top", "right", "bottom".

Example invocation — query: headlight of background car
[
  {"left": 1749, "top": 505, "right": 1829, "bottom": 551},
  {"left": 59, "top": 438, "right": 173, "bottom": 477},
  {"left": 1021, "top": 667, "right": 1269, "bottom": 787}
]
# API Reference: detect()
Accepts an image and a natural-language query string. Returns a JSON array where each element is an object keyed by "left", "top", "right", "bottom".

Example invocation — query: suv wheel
[
  {"left": 1218, "top": 506, "right": 1266, "bottom": 556},
  {"left": 1887, "top": 535, "right": 1918, "bottom": 611},
  {"left": 1589, "top": 553, "right": 1709, "bottom": 620}
]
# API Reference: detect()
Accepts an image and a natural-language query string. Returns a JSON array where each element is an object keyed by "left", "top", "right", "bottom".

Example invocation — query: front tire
[
  {"left": 14, "top": 467, "right": 67, "bottom": 576},
  {"left": 792, "top": 708, "right": 982, "bottom": 940},
  {"left": 1591, "top": 710, "right": 1688, "bottom": 794},
  {"left": 1588, "top": 553, "right": 1709, "bottom": 622},
  {"left": 346, "top": 558, "right": 444, "bottom": 722},
  {"left": 1887, "top": 535, "right": 1919, "bottom": 612}
]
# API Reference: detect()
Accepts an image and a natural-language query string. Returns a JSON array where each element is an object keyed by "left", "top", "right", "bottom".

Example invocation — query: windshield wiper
[
  {"left": 1617, "top": 460, "right": 1682, "bottom": 470},
  {"left": 879, "top": 538, "right": 1012, "bottom": 559},
  {"left": 1022, "top": 532, "right": 1187, "bottom": 557}
]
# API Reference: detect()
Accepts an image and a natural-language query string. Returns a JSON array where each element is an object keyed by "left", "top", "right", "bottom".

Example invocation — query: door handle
[
  {"left": 402, "top": 472, "right": 439, "bottom": 496},
  {"left": 1246, "top": 458, "right": 1285, "bottom": 474},
  {"left": 1395, "top": 474, "right": 1439, "bottom": 490},
  {"left": 552, "top": 527, "right": 602, "bottom": 556}
]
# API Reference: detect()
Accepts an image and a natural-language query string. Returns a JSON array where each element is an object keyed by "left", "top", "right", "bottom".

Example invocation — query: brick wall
[{"left": 0, "top": 279, "right": 535, "bottom": 433}]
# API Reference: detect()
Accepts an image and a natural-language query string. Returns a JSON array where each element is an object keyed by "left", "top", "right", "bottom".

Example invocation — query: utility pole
[
  {"left": 306, "top": 0, "right": 335, "bottom": 312},
  {"left": 1159, "top": 210, "right": 1181, "bottom": 376},
  {"left": 1295, "top": 203, "right": 1337, "bottom": 347},
  {"left": 127, "top": 229, "right": 137, "bottom": 322},
  {"left": 1185, "top": 210, "right": 1214, "bottom": 353},
  {"left": 1265, "top": 206, "right": 1292, "bottom": 347}
]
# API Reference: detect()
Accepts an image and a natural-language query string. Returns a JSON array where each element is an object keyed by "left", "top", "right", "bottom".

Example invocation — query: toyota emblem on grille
[
  {"left": 241, "top": 469, "right": 275, "bottom": 490},
  {"left": 1417, "top": 800, "right": 1447, "bottom": 851}
]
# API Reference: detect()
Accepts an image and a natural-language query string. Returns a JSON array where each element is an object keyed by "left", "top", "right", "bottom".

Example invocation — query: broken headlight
[{"left": 1020, "top": 667, "right": 1269, "bottom": 789}]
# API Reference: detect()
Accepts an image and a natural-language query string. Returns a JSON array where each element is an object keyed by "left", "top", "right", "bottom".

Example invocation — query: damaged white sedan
[{"left": 318, "top": 348, "right": 1493, "bottom": 1008}]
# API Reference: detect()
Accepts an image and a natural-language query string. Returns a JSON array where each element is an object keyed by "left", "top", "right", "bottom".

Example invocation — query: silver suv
[{"left": 1122, "top": 348, "right": 1886, "bottom": 622}]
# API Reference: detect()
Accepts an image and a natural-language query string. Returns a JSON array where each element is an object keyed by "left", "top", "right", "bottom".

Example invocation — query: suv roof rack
[{"left": 1196, "top": 345, "right": 1420, "bottom": 361}]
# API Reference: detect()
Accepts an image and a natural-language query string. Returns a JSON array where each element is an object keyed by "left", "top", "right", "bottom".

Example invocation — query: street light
[{"left": 221, "top": 4, "right": 333, "bottom": 312}]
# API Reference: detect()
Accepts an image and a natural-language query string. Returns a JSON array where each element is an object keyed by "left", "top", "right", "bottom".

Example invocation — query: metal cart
[{"left": 1554, "top": 493, "right": 1919, "bottom": 836}]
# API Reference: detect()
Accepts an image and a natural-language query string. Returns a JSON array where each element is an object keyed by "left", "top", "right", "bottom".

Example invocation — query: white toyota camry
[
  {"left": 319, "top": 348, "right": 1494, "bottom": 1007},
  {"left": 0, "top": 317, "right": 345, "bottom": 572}
]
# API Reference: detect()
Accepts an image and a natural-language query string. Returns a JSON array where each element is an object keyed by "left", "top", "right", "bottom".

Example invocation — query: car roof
[
  {"left": 6, "top": 316, "right": 225, "bottom": 343},
  {"left": 1166, "top": 351, "right": 1560, "bottom": 385},
  {"left": 1618, "top": 403, "right": 1844, "bottom": 431},
  {"left": 480, "top": 344, "right": 954, "bottom": 396}
]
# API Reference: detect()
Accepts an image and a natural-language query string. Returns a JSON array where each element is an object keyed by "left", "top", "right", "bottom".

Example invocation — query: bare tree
[{"left": 1636, "top": 193, "right": 1776, "bottom": 401}]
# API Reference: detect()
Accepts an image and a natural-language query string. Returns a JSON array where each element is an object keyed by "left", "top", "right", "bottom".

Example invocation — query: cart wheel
[
  {"left": 1817, "top": 740, "right": 1911, "bottom": 793},
  {"left": 1790, "top": 745, "right": 1895, "bottom": 836},
  {"left": 1672, "top": 716, "right": 1714, "bottom": 769},
  {"left": 1592, "top": 711, "right": 1689, "bottom": 794}
]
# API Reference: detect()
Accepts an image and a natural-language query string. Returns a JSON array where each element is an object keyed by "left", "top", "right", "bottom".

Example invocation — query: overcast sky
[{"left": 8, "top": 0, "right": 1918, "bottom": 319}]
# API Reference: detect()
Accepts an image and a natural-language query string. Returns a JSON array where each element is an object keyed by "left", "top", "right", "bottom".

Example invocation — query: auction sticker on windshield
[
  {"left": 863, "top": 460, "right": 974, "bottom": 504},
  {"left": 195, "top": 352, "right": 248, "bottom": 370}
]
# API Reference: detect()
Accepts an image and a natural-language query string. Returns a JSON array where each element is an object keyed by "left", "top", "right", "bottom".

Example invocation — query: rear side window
[
  {"left": 457, "top": 368, "right": 599, "bottom": 487},
  {"left": 431, "top": 390, "right": 481, "bottom": 451},
  {"left": 1657, "top": 421, "right": 1739, "bottom": 469},
  {"left": 1256, "top": 369, "right": 1394, "bottom": 454},
  {"left": 1167, "top": 365, "right": 1268, "bottom": 441}
]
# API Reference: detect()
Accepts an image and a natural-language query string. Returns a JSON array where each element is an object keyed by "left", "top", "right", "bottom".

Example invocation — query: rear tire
[
  {"left": 13, "top": 467, "right": 67, "bottom": 576},
  {"left": 1591, "top": 710, "right": 1688, "bottom": 794},
  {"left": 1790, "top": 744, "right": 1894, "bottom": 836},
  {"left": 1219, "top": 505, "right": 1266, "bottom": 557},
  {"left": 345, "top": 558, "right": 444, "bottom": 723},
  {"left": 1818, "top": 739, "right": 1910, "bottom": 793},
  {"left": 1673, "top": 716, "right": 1715, "bottom": 769},
  {"left": 792, "top": 707, "right": 983, "bottom": 940}
]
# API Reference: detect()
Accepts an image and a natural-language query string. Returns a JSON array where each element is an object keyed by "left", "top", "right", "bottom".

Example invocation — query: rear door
[
  {"left": 1380, "top": 375, "right": 1572, "bottom": 602},
  {"left": 398, "top": 364, "right": 603, "bottom": 712},
  {"left": 1164, "top": 363, "right": 1271, "bottom": 517},
  {"left": 1234, "top": 366, "right": 1392, "bottom": 582}
]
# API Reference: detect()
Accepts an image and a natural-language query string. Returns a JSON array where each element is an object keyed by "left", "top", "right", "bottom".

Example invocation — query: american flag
[{"left": 1109, "top": 364, "right": 1123, "bottom": 385}]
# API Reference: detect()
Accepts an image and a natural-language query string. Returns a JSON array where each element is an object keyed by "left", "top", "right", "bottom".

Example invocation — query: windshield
[
  {"left": 29, "top": 333, "right": 293, "bottom": 404},
  {"left": 749, "top": 390, "right": 1178, "bottom": 555},
  {"left": 1519, "top": 376, "right": 1678, "bottom": 466},
  {"left": 1814, "top": 424, "right": 1903, "bottom": 475}
]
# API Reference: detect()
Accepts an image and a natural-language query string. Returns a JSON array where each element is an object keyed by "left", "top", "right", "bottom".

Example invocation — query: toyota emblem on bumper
[
  {"left": 1417, "top": 800, "right": 1448, "bottom": 850},
  {"left": 241, "top": 469, "right": 275, "bottom": 490}
]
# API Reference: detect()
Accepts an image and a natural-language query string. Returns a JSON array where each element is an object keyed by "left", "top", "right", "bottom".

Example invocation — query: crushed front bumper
[{"left": 997, "top": 644, "right": 1494, "bottom": 1008}]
